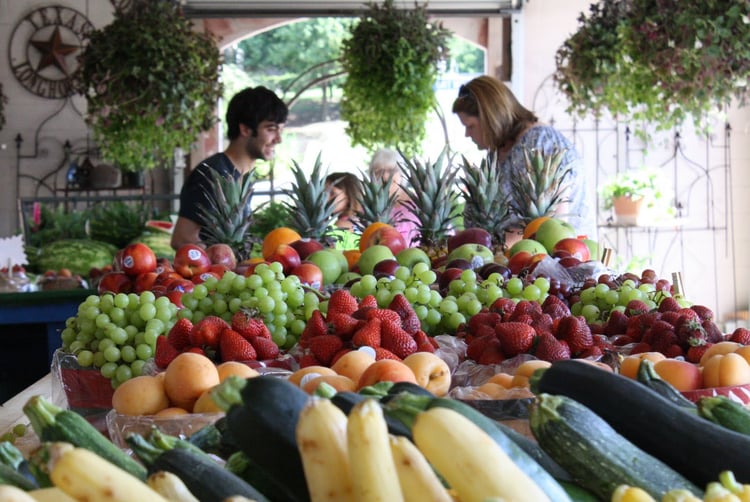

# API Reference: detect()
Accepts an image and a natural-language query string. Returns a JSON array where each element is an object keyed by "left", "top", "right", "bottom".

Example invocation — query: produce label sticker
[{"left": 0, "top": 235, "right": 28, "bottom": 266}]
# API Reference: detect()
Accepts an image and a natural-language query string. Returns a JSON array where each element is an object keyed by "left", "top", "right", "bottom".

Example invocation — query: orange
[
  {"left": 359, "top": 222, "right": 391, "bottom": 252},
  {"left": 342, "top": 249, "right": 362, "bottom": 271},
  {"left": 262, "top": 227, "right": 302, "bottom": 259},
  {"left": 523, "top": 216, "right": 551, "bottom": 239}
]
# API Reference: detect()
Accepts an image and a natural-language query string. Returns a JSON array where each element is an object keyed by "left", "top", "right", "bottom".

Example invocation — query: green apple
[
  {"left": 332, "top": 249, "right": 349, "bottom": 275},
  {"left": 358, "top": 245, "right": 395, "bottom": 275},
  {"left": 307, "top": 249, "right": 344, "bottom": 285},
  {"left": 534, "top": 218, "right": 577, "bottom": 253},
  {"left": 508, "top": 238, "right": 548, "bottom": 257},
  {"left": 335, "top": 271, "right": 362, "bottom": 285},
  {"left": 396, "top": 248, "right": 431, "bottom": 269},
  {"left": 582, "top": 238, "right": 600, "bottom": 262},
  {"left": 446, "top": 243, "right": 495, "bottom": 269}
]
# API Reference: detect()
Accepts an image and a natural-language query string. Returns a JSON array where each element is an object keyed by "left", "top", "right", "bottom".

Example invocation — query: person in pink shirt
[{"left": 368, "top": 148, "right": 420, "bottom": 246}]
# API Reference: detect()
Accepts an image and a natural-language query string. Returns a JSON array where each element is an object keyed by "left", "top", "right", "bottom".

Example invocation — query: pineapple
[
  {"left": 399, "top": 148, "right": 462, "bottom": 259},
  {"left": 353, "top": 169, "right": 400, "bottom": 231},
  {"left": 194, "top": 167, "right": 257, "bottom": 261},
  {"left": 509, "top": 146, "right": 573, "bottom": 224},
  {"left": 459, "top": 156, "right": 512, "bottom": 252},
  {"left": 282, "top": 153, "right": 338, "bottom": 244}
]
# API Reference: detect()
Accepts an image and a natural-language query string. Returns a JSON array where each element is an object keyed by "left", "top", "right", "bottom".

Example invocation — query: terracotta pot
[{"left": 612, "top": 195, "right": 644, "bottom": 225}]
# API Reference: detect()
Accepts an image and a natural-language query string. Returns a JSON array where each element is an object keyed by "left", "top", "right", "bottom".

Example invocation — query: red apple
[
  {"left": 173, "top": 244, "right": 211, "bottom": 278},
  {"left": 155, "top": 257, "right": 174, "bottom": 274},
  {"left": 238, "top": 260, "right": 270, "bottom": 277},
  {"left": 363, "top": 226, "right": 407, "bottom": 255},
  {"left": 206, "top": 243, "right": 237, "bottom": 270},
  {"left": 438, "top": 267, "right": 464, "bottom": 292},
  {"left": 192, "top": 271, "right": 222, "bottom": 284},
  {"left": 120, "top": 243, "right": 157, "bottom": 277},
  {"left": 289, "top": 238, "right": 325, "bottom": 260},
  {"left": 558, "top": 256, "right": 583, "bottom": 268},
  {"left": 132, "top": 271, "right": 158, "bottom": 293},
  {"left": 154, "top": 270, "right": 183, "bottom": 289},
  {"left": 290, "top": 262, "right": 324, "bottom": 289},
  {"left": 167, "top": 278, "right": 195, "bottom": 294},
  {"left": 444, "top": 258, "right": 473, "bottom": 271},
  {"left": 447, "top": 227, "right": 493, "bottom": 252},
  {"left": 373, "top": 258, "right": 401, "bottom": 277},
  {"left": 507, "top": 250, "right": 533, "bottom": 275},
  {"left": 552, "top": 237, "right": 591, "bottom": 262},
  {"left": 208, "top": 263, "right": 230, "bottom": 278},
  {"left": 97, "top": 271, "right": 132, "bottom": 294},
  {"left": 267, "top": 243, "right": 302, "bottom": 275},
  {"left": 166, "top": 290, "right": 184, "bottom": 308}
]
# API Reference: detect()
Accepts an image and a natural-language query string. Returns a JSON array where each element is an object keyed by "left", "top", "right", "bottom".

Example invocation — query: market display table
[{"left": 0, "top": 374, "right": 51, "bottom": 455}]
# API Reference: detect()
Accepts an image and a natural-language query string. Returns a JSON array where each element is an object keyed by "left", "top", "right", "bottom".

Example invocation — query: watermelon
[
  {"left": 145, "top": 220, "right": 174, "bottom": 234},
  {"left": 35, "top": 239, "right": 118, "bottom": 277},
  {"left": 130, "top": 232, "right": 175, "bottom": 260}
]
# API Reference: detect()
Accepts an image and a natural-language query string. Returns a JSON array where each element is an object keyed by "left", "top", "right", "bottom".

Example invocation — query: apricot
[
  {"left": 702, "top": 353, "right": 750, "bottom": 388},
  {"left": 331, "top": 349, "right": 376, "bottom": 384},
  {"left": 619, "top": 352, "right": 666, "bottom": 379},
  {"left": 402, "top": 352, "right": 452, "bottom": 396},
  {"left": 163, "top": 352, "right": 220, "bottom": 411},
  {"left": 216, "top": 361, "right": 260, "bottom": 382},
  {"left": 288, "top": 365, "right": 338, "bottom": 387},
  {"left": 357, "top": 359, "right": 417, "bottom": 390},
  {"left": 302, "top": 374, "right": 357, "bottom": 395},
  {"left": 111, "top": 374, "right": 169, "bottom": 416},
  {"left": 487, "top": 372, "right": 514, "bottom": 389},
  {"left": 476, "top": 382, "right": 509, "bottom": 399},
  {"left": 193, "top": 387, "right": 223, "bottom": 414},
  {"left": 699, "top": 341, "right": 743, "bottom": 366},
  {"left": 734, "top": 345, "right": 750, "bottom": 367},
  {"left": 653, "top": 359, "right": 702, "bottom": 392},
  {"left": 510, "top": 374, "right": 530, "bottom": 389},
  {"left": 153, "top": 407, "right": 190, "bottom": 418},
  {"left": 514, "top": 359, "right": 552, "bottom": 379}
]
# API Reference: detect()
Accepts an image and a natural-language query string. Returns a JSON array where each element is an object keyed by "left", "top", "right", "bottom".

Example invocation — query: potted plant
[
  {"left": 340, "top": 0, "right": 450, "bottom": 155},
  {"left": 554, "top": 0, "right": 750, "bottom": 134},
  {"left": 600, "top": 168, "right": 669, "bottom": 225},
  {"left": 75, "top": 0, "right": 223, "bottom": 172}
]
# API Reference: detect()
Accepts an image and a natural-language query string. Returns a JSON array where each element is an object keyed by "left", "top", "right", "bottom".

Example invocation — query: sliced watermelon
[{"left": 145, "top": 220, "right": 174, "bottom": 234}]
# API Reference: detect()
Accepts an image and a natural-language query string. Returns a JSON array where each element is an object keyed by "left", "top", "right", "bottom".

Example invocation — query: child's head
[{"left": 325, "top": 172, "right": 362, "bottom": 219}]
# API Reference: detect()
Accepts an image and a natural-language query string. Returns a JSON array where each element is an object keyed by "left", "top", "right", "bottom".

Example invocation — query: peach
[
  {"left": 153, "top": 407, "right": 189, "bottom": 418},
  {"left": 702, "top": 353, "right": 750, "bottom": 388},
  {"left": 734, "top": 345, "right": 750, "bottom": 367},
  {"left": 619, "top": 352, "right": 667, "bottom": 379},
  {"left": 699, "top": 341, "right": 743, "bottom": 367},
  {"left": 402, "top": 352, "right": 452, "bottom": 396},
  {"left": 653, "top": 359, "right": 702, "bottom": 392},
  {"left": 357, "top": 359, "right": 417, "bottom": 390},
  {"left": 216, "top": 361, "right": 260, "bottom": 382},
  {"left": 331, "top": 349, "right": 376, "bottom": 383},
  {"left": 302, "top": 374, "right": 357, "bottom": 395},
  {"left": 288, "top": 365, "right": 338, "bottom": 387}
]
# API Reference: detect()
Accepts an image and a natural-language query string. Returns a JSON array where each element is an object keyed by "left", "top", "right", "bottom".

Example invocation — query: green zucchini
[
  {"left": 187, "top": 416, "right": 239, "bottom": 459},
  {"left": 530, "top": 359, "right": 750, "bottom": 487},
  {"left": 211, "top": 375, "right": 310, "bottom": 502},
  {"left": 0, "top": 441, "right": 37, "bottom": 488},
  {"left": 224, "top": 451, "right": 288, "bottom": 502},
  {"left": 0, "top": 462, "right": 38, "bottom": 491},
  {"left": 530, "top": 393, "right": 702, "bottom": 501},
  {"left": 23, "top": 395, "right": 147, "bottom": 480},
  {"left": 636, "top": 359, "right": 697, "bottom": 410},
  {"left": 697, "top": 395, "right": 750, "bottom": 434},
  {"left": 127, "top": 433, "right": 271, "bottom": 502},
  {"left": 385, "top": 392, "right": 573, "bottom": 502}
]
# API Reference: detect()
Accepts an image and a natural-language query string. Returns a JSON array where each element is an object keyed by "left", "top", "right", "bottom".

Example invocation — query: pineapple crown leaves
[
  {"left": 459, "top": 156, "right": 512, "bottom": 245},
  {"left": 282, "top": 153, "right": 339, "bottom": 242},
  {"left": 509, "top": 146, "right": 574, "bottom": 223},
  {"left": 398, "top": 148, "right": 462, "bottom": 246},
  {"left": 353, "top": 168, "right": 401, "bottom": 231},
  {"left": 194, "top": 165, "right": 258, "bottom": 260}
]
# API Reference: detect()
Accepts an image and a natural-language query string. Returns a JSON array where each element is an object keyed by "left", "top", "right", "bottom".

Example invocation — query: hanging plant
[
  {"left": 554, "top": 0, "right": 750, "bottom": 132},
  {"left": 76, "top": 0, "right": 223, "bottom": 171},
  {"left": 340, "top": 0, "right": 450, "bottom": 155}
]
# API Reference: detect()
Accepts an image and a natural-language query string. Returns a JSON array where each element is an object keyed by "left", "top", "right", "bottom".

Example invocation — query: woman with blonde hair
[
  {"left": 452, "top": 75, "right": 594, "bottom": 243},
  {"left": 368, "top": 148, "right": 420, "bottom": 245}
]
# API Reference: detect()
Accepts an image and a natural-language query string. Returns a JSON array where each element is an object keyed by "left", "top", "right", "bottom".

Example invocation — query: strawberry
[
  {"left": 231, "top": 309, "right": 270, "bottom": 340},
  {"left": 675, "top": 317, "right": 707, "bottom": 347},
  {"left": 190, "top": 316, "right": 229, "bottom": 348},
  {"left": 388, "top": 294, "right": 421, "bottom": 335},
  {"left": 577, "top": 346, "right": 603, "bottom": 359},
  {"left": 374, "top": 347, "right": 401, "bottom": 360},
  {"left": 364, "top": 308, "right": 402, "bottom": 325},
  {"left": 730, "top": 327, "right": 750, "bottom": 345},
  {"left": 610, "top": 334, "right": 635, "bottom": 346},
  {"left": 603, "top": 309, "right": 629, "bottom": 336},
  {"left": 327, "top": 289, "right": 359, "bottom": 319},
  {"left": 659, "top": 311, "right": 682, "bottom": 327},
  {"left": 651, "top": 329, "right": 678, "bottom": 354},
  {"left": 184, "top": 346, "right": 207, "bottom": 356},
  {"left": 534, "top": 333, "right": 570, "bottom": 362},
  {"left": 298, "top": 353, "right": 321, "bottom": 368},
  {"left": 219, "top": 328, "right": 257, "bottom": 362},
  {"left": 676, "top": 308, "right": 700, "bottom": 322},
  {"left": 555, "top": 316, "right": 593, "bottom": 354},
  {"left": 467, "top": 311, "right": 502, "bottom": 334},
  {"left": 489, "top": 297, "right": 517, "bottom": 320},
  {"left": 664, "top": 344, "right": 685, "bottom": 358},
  {"left": 478, "top": 342, "right": 505, "bottom": 365},
  {"left": 413, "top": 330, "right": 436, "bottom": 353},
  {"left": 686, "top": 343, "right": 713, "bottom": 363},
  {"left": 381, "top": 320, "right": 418, "bottom": 359},
  {"left": 541, "top": 295, "right": 571, "bottom": 319},
  {"left": 249, "top": 336, "right": 280, "bottom": 360},
  {"left": 467, "top": 334, "right": 498, "bottom": 362},
  {"left": 352, "top": 318, "right": 382, "bottom": 348},
  {"left": 299, "top": 310, "right": 328, "bottom": 348},
  {"left": 625, "top": 300, "right": 651, "bottom": 316},
  {"left": 495, "top": 322, "right": 535, "bottom": 356},
  {"left": 327, "top": 313, "right": 362, "bottom": 339},
  {"left": 702, "top": 319, "right": 724, "bottom": 344},
  {"left": 629, "top": 341, "right": 653, "bottom": 354},
  {"left": 530, "top": 313, "right": 554, "bottom": 336},
  {"left": 308, "top": 334, "right": 344, "bottom": 366},
  {"left": 691, "top": 305, "right": 714, "bottom": 322},
  {"left": 154, "top": 335, "right": 180, "bottom": 369},
  {"left": 472, "top": 324, "right": 497, "bottom": 340},
  {"left": 509, "top": 300, "right": 542, "bottom": 321},
  {"left": 359, "top": 295, "right": 378, "bottom": 309},
  {"left": 657, "top": 296, "right": 681, "bottom": 313},
  {"left": 167, "top": 318, "right": 193, "bottom": 350}
]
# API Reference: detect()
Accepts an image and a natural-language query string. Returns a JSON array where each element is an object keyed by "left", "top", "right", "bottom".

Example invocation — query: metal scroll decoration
[{"left": 8, "top": 5, "right": 94, "bottom": 99}]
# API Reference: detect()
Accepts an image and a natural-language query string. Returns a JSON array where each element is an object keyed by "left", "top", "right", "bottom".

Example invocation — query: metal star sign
[{"left": 30, "top": 26, "right": 79, "bottom": 76}]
